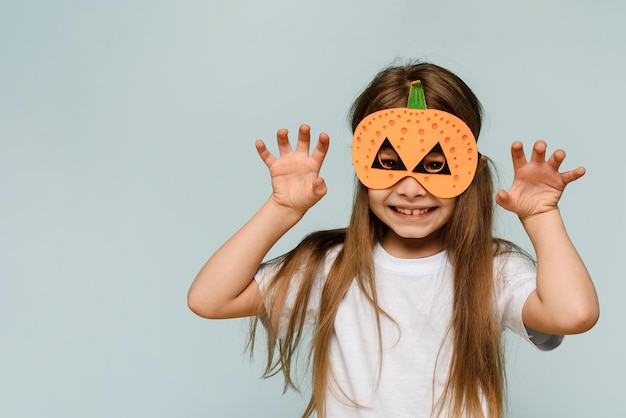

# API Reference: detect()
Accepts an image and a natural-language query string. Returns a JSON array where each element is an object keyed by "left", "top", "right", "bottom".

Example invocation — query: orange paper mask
[{"left": 352, "top": 81, "right": 479, "bottom": 198}]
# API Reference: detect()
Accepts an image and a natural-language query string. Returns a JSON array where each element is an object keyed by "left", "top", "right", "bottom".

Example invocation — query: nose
[{"left": 394, "top": 176, "right": 428, "bottom": 198}]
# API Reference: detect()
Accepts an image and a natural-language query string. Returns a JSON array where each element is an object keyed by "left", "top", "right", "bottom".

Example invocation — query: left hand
[{"left": 496, "top": 140, "right": 586, "bottom": 218}]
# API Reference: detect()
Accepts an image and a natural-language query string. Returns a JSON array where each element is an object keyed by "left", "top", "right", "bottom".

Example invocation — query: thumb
[
  {"left": 313, "top": 177, "right": 327, "bottom": 198},
  {"left": 495, "top": 189, "right": 511, "bottom": 210}
]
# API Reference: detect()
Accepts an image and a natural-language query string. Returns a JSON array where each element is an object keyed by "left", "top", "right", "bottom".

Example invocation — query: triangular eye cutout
[
  {"left": 412, "top": 143, "right": 451, "bottom": 175},
  {"left": 371, "top": 138, "right": 407, "bottom": 170}
]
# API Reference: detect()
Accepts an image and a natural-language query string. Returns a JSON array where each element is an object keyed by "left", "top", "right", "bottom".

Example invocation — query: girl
[{"left": 188, "top": 62, "right": 599, "bottom": 418}]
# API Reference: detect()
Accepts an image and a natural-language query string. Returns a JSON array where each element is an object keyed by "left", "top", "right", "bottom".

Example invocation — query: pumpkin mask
[{"left": 351, "top": 80, "right": 479, "bottom": 198}]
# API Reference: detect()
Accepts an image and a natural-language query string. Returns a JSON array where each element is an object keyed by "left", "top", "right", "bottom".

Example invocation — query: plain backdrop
[{"left": 1, "top": 1, "right": 624, "bottom": 417}]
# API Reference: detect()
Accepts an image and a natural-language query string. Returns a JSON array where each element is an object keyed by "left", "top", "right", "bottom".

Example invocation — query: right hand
[{"left": 256, "top": 124, "right": 330, "bottom": 214}]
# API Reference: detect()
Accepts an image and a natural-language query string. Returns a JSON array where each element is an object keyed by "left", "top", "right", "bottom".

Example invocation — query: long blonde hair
[{"left": 250, "top": 62, "right": 509, "bottom": 418}]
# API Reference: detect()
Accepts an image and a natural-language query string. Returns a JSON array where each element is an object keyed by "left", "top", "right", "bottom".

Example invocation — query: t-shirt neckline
[{"left": 373, "top": 242, "right": 448, "bottom": 275}]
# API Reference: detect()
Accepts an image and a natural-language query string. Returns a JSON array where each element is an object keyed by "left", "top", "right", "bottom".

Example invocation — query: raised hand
[
  {"left": 496, "top": 140, "right": 586, "bottom": 218},
  {"left": 256, "top": 124, "right": 330, "bottom": 214}
]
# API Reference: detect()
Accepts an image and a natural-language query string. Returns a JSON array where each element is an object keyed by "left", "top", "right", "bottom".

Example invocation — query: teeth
[{"left": 394, "top": 207, "right": 430, "bottom": 216}]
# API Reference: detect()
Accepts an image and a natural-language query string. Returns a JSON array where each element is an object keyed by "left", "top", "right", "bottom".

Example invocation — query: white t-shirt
[{"left": 255, "top": 243, "right": 562, "bottom": 417}]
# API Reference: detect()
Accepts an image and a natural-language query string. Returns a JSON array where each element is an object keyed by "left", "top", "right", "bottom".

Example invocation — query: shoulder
[
  {"left": 493, "top": 241, "right": 536, "bottom": 280},
  {"left": 256, "top": 235, "right": 344, "bottom": 289},
  {"left": 492, "top": 244, "right": 537, "bottom": 314}
]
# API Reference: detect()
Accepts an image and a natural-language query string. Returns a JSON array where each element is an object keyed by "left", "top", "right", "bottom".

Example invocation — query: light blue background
[{"left": 2, "top": 1, "right": 624, "bottom": 417}]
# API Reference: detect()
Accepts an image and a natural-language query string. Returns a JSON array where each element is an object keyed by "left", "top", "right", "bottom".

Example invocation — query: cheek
[
  {"left": 366, "top": 189, "right": 389, "bottom": 217},
  {"left": 439, "top": 199, "right": 457, "bottom": 221},
  {"left": 367, "top": 189, "right": 384, "bottom": 208}
]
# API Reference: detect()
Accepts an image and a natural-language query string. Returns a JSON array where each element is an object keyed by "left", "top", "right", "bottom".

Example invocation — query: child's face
[{"left": 368, "top": 176, "right": 456, "bottom": 256}]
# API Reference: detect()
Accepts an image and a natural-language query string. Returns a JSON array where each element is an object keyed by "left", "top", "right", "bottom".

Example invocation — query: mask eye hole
[
  {"left": 413, "top": 144, "right": 451, "bottom": 175},
  {"left": 422, "top": 152, "right": 446, "bottom": 173},
  {"left": 377, "top": 147, "right": 400, "bottom": 169}
]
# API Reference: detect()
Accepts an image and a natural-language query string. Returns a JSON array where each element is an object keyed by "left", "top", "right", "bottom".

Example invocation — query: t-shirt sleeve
[
  {"left": 253, "top": 261, "right": 284, "bottom": 332},
  {"left": 254, "top": 248, "right": 338, "bottom": 338},
  {"left": 496, "top": 252, "right": 564, "bottom": 351}
]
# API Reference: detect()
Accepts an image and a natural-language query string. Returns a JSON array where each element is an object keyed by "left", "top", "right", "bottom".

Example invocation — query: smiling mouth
[{"left": 392, "top": 206, "right": 435, "bottom": 216}]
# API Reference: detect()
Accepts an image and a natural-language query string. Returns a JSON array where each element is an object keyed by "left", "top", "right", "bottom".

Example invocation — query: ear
[{"left": 477, "top": 153, "right": 490, "bottom": 173}]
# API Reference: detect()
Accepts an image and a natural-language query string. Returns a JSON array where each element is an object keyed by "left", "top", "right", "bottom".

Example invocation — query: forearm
[
  {"left": 187, "top": 198, "right": 305, "bottom": 318},
  {"left": 521, "top": 209, "right": 599, "bottom": 334}
]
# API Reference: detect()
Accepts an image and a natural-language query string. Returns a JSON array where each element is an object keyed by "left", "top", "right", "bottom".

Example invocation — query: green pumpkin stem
[{"left": 407, "top": 80, "right": 427, "bottom": 109}]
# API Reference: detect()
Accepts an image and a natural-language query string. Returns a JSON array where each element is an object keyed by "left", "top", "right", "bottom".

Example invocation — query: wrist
[
  {"left": 518, "top": 206, "right": 560, "bottom": 222},
  {"left": 264, "top": 197, "right": 307, "bottom": 226},
  {"left": 519, "top": 207, "right": 566, "bottom": 241}
]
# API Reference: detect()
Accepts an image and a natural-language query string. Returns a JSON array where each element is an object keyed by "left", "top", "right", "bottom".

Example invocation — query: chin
[{"left": 391, "top": 229, "right": 443, "bottom": 241}]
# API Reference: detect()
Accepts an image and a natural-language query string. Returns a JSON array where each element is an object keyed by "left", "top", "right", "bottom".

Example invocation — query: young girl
[{"left": 188, "top": 62, "right": 599, "bottom": 418}]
